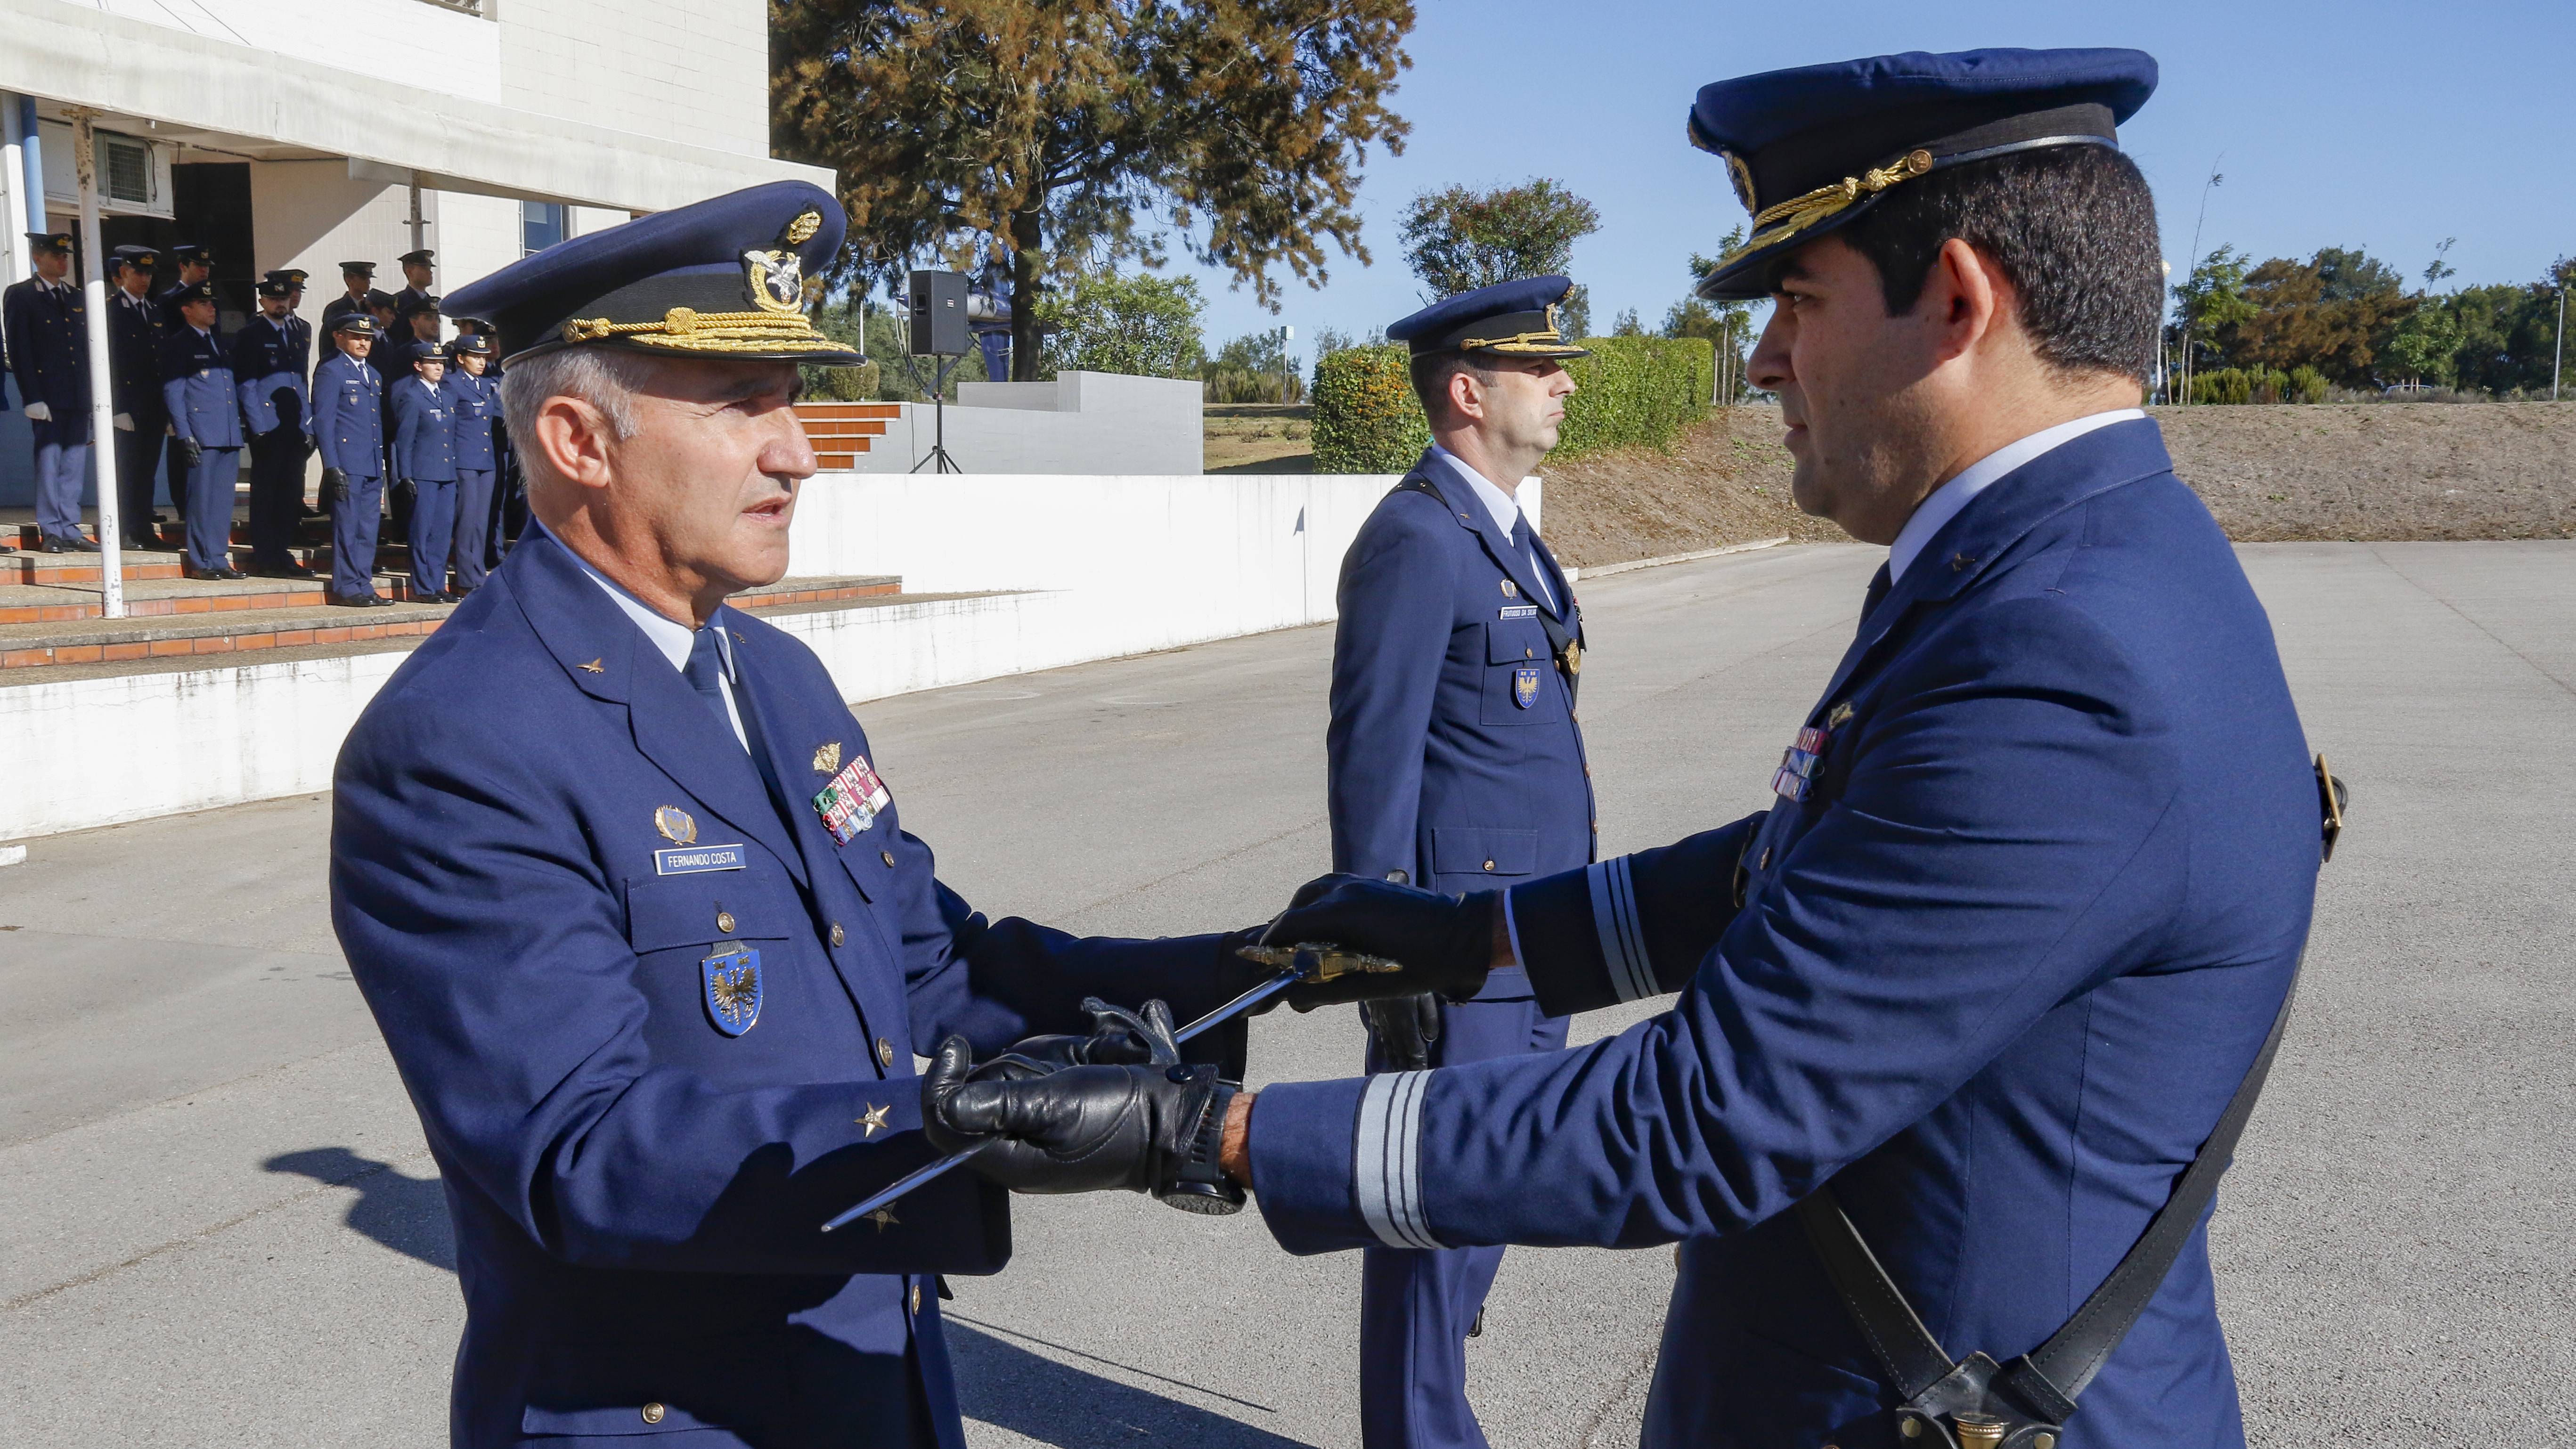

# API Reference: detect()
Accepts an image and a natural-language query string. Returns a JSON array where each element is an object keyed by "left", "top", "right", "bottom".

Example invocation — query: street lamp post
[
  {"left": 69, "top": 109, "right": 125, "bottom": 618},
  {"left": 2553, "top": 281, "right": 2564, "bottom": 403}
]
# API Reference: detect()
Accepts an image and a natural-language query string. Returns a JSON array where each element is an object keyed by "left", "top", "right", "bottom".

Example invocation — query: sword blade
[{"left": 820, "top": 966, "right": 1302, "bottom": 1232}]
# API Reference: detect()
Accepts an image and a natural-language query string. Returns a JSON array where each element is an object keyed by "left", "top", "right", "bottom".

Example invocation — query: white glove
[
  {"left": 114, "top": 413, "right": 135, "bottom": 432},
  {"left": 22, "top": 401, "right": 49, "bottom": 422}
]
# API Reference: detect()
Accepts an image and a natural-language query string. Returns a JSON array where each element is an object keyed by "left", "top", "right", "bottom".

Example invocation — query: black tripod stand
[{"left": 910, "top": 355, "right": 963, "bottom": 474}]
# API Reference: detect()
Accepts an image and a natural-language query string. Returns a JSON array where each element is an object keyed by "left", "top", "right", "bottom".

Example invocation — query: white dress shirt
[
  {"left": 557, "top": 533, "right": 750, "bottom": 752},
  {"left": 1426, "top": 443, "right": 1555, "bottom": 611},
  {"left": 1885, "top": 409, "right": 2144, "bottom": 585}
]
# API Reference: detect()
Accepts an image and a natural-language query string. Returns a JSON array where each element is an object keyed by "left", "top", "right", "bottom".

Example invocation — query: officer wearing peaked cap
[
  {"left": 162, "top": 279, "right": 245, "bottom": 578},
  {"left": 946, "top": 48, "right": 2338, "bottom": 1449},
  {"left": 312, "top": 313, "right": 392, "bottom": 606},
  {"left": 106, "top": 245, "right": 171, "bottom": 549},
  {"left": 1331, "top": 276, "right": 1596, "bottom": 1449},
  {"left": 5, "top": 229, "right": 98, "bottom": 551},
  {"left": 394, "top": 247, "right": 435, "bottom": 317},
  {"left": 321, "top": 260, "right": 376, "bottom": 331},
  {"left": 154, "top": 244, "right": 215, "bottom": 525},
  {"left": 236, "top": 276, "right": 315, "bottom": 576},
  {"left": 331, "top": 180, "right": 1276, "bottom": 1448}
]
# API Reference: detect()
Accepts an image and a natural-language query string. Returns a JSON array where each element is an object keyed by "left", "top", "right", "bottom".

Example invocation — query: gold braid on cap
[
  {"left": 558, "top": 307, "right": 855, "bottom": 355},
  {"left": 1720, "top": 148, "right": 1936, "bottom": 266}
]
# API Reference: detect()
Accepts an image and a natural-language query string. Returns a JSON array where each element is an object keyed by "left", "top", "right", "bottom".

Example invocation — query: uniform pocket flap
[
  {"left": 624, "top": 873, "right": 803, "bottom": 952},
  {"left": 1429, "top": 826, "right": 1541, "bottom": 877},
  {"left": 519, "top": 1333, "right": 781, "bottom": 1436},
  {"left": 1486, "top": 620, "right": 1549, "bottom": 665}
]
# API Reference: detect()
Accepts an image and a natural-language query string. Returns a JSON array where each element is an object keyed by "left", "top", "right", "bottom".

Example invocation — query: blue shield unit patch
[
  {"left": 1513, "top": 665, "right": 1542, "bottom": 709},
  {"left": 701, "top": 943, "right": 763, "bottom": 1036}
]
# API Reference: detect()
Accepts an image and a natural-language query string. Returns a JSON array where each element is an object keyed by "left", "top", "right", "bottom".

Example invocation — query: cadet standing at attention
[
  {"left": 386, "top": 295, "right": 444, "bottom": 546},
  {"left": 236, "top": 276, "right": 315, "bottom": 577},
  {"left": 162, "top": 279, "right": 246, "bottom": 580},
  {"left": 934, "top": 48, "right": 2340, "bottom": 1449},
  {"left": 106, "top": 244, "right": 169, "bottom": 550},
  {"left": 312, "top": 314, "right": 391, "bottom": 607},
  {"left": 332, "top": 181, "right": 1268, "bottom": 1448},
  {"left": 154, "top": 244, "right": 215, "bottom": 528},
  {"left": 392, "top": 247, "right": 435, "bottom": 316},
  {"left": 443, "top": 332, "right": 501, "bottom": 596},
  {"left": 4, "top": 229, "right": 98, "bottom": 552},
  {"left": 1328, "top": 275, "right": 1594, "bottom": 1449},
  {"left": 321, "top": 261, "right": 375, "bottom": 331},
  {"left": 388, "top": 339, "right": 458, "bottom": 602}
]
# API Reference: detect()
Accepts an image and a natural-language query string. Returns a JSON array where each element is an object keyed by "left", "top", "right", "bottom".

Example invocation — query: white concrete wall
[
  {"left": 86, "top": 0, "right": 505, "bottom": 102},
  {"left": 856, "top": 372, "right": 1206, "bottom": 475},
  {"left": 0, "top": 471, "right": 1503, "bottom": 840},
  {"left": 501, "top": 0, "right": 769, "bottom": 157}
]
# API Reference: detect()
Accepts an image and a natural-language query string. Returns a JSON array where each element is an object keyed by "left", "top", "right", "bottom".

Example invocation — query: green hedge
[
  {"left": 2188, "top": 363, "right": 2329, "bottom": 406},
  {"left": 1310, "top": 337, "right": 1713, "bottom": 473}
]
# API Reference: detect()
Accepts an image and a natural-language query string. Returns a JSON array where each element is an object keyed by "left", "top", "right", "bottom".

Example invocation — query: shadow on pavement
[
  {"left": 264, "top": 1146, "right": 456, "bottom": 1273},
  {"left": 944, "top": 1318, "right": 1316, "bottom": 1449}
]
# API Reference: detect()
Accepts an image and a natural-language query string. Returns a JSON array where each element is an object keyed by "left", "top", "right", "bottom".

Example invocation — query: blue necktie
[
  {"left": 1511, "top": 514, "right": 1553, "bottom": 611},
  {"left": 684, "top": 624, "right": 731, "bottom": 731}
]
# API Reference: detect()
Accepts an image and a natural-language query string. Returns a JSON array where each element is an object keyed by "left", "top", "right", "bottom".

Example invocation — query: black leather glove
[
  {"left": 321, "top": 468, "right": 349, "bottom": 504},
  {"left": 1261, "top": 873, "right": 1496, "bottom": 1009},
  {"left": 970, "top": 997, "right": 1171, "bottom": 1081},
  {"left": 1363, "top": 993, "right": 1443, "bottom": 1072},
  {"left": 922, "top": 1012, "right": 1242, "bottom": 1214},
  {"left": 394, "top": 477, "right": 417, "bottom": 503},
  {"left": 173, "top": 437, "right": 203, "bottom": 468}
]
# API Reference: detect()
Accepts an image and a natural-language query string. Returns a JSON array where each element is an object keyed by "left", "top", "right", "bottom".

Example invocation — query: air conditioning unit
[{"left": 37, "top": 121, "right": 175, "bottom": 221}]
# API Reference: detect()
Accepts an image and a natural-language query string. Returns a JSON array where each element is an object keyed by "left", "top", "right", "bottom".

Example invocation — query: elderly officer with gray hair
[{"left": 331, "top": 181, "right": 1270, "bottom": 1448}]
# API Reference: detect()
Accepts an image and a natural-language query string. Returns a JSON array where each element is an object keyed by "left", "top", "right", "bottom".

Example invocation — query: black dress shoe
[
  {"left": 330, "top": 591, "right": 393, "bottom": 608},
  {"left": 218, "top": 567, "right": 249, "bottom": 580},
  {"left": 65, "top": 535, "right": 102, "bottom": 552},
  {"left": 124, "top": 536, "right": 163, "bottom": 552},
  {"left": 252, "top": 562, "right": 315, "bottom": 579},
  {"left": 40, "top": 537, "right": 67, "bottom": 554},
  {"left": 150, "top": 511, "right": 169, "bottom": 523}
]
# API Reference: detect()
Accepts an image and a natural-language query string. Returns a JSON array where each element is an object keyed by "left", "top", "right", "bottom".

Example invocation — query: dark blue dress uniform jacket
[
  {"left": 390, "top": 374, "right": 458, "bottom": 482},
  {"left": 4, "top": 277, "right": 92, "bottom": 419},
  {"left": 107, "top": 291, "right": 168, "bottom": 426},
  {"left": 1247, "top": 421, "right": 2319, "bottom": 1449},
  {"left": 232, "top": 315, "right": 310, "bottom": 436},
  {"left": 311, "top": 354, "right": 384, "bottom": 478},
  {"left": 451, "top": 370, "right": 500, "bottom": 470},
  {"left": 331, "top": 531, "right": 1249, "bottom": 1449},
  {"left": 1329, "top": 450, "right": 1593, "bottom": 999},
  {"left": 160, "top": 326, "right": 243, "bottom": 448}
]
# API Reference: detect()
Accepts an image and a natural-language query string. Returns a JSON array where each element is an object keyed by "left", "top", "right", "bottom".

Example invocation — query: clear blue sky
[{"left": 1167, "top": 0, "right": 2576, "bottom": 366}]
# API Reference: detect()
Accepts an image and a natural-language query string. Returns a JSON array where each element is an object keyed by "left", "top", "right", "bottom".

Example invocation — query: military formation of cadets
[{"left": 1, "top": 236, "right": 517, "bottom": 605}]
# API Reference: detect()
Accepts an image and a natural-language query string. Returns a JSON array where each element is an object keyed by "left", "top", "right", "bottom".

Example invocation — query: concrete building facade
[{"left": 0, "top": 0, "right": 824, "bottom": 506}]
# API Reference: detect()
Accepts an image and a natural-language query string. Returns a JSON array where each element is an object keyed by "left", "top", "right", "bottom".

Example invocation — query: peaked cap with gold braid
[
  {"left": 1687, "top": 47, "right": 2158, "bottom": 301},
  {"left": 1387, "top": 276, "right": 1591, "bottom": 361},
  {"left": 443, "top": 180, "right": 865, "bottom": 366}
]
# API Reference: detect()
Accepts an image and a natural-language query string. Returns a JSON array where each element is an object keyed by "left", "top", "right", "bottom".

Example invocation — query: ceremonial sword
[{"left": 820, "top": 942, "right": 1397, "bottom": 1233}]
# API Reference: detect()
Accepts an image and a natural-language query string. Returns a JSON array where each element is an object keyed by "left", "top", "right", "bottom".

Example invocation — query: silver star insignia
[
  {"left": 857, "top": 1103, "right": 891, "bottom": 1139},
  {"left": 866, "top": 1207, "right": 899, "bottom": 1232}
]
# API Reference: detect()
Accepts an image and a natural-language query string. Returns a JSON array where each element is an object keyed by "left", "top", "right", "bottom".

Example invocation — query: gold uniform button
[
  {"left": 1483, "top": 859, "right": 1496, "bottom": 872},
  {"left": 880, "top": 849, "right": 896, "bottom": 868},
  {"left": 877, "top": 1038, "right": 894, "bottom": 1066},
  {"left": 641, "top": 1403, "right": 666, "bottom": 1425},
  {"left": 830, "top": 922, "right": 846, "bottom": 947},
  {"left": 908, "top": 1283, "right": 922, "bottom": 1313},
  {"left": 716, "top": 911, "right": 735, "bottom": 934}
]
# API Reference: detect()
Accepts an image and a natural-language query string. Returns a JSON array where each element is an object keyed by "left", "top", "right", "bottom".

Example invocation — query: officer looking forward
[
  {"left": 161, "top": 280, "right": 245, "bottom": 580},
  {"left": 236, "top": 276, "right": 314, "bottom": 577},
  {"left": 925, "top": 48, "right": 2330, "bottom": 1449},
  {"left": 106, "top": 244, "right": 169, "bottom": 551},
  {"left": 312, "top": 314, "right": 391, "bottom": 607},
  {"left": 330, "top": 181, "right": 1268, "bottom": 1449},
  {"left": 5, "top": 230, "right": 96, "bottom": 552},
  {"left": 1329, "top": 276, "right": 1594, "bottom": 1449}
]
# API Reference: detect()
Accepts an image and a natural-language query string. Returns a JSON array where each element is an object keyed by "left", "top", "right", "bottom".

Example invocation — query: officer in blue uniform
[
  {"left": 393, "top": 247, "right": 435, "bottom": 317},
  {"left": 386, "top": 294, "right": 444, "bottom": 547},
  {"left": 236, "top": 276, "right": 315, "bottom": 576},
  {"left": 265, "top": 267, "right": 321, "bottom": 521},
  {"left": 444, "top": 332, "right": 502, "bottom": 595},
  {"left": 106, "top": 244, "right": 170, "bottom": 550},
  {"left": 4, "top": 229, "right": 98, "bottom": 552},
  {"left": 312, "top": 313, "right": 391, "bottom": 606},
  {"left": 154, "top": 244, "right": 215, "bottom": 526},
  {"left": 1330, "top": 275, "right": 1594, "bottom": 1449},
  {"left": 161, "top": 279, "right": 246, "bottom": 579},
  {"left": 389, "top": 339, "right": 459, "bottom": 602},
  {"left": 932, "top": 49, "right": 2333, "bottom": 1449},
  {"left": 321, "top": 261, "right": 376, "bottom": 332},
  {"left": 332, "top": 180, "right": 1269, "bottom": 1448}
]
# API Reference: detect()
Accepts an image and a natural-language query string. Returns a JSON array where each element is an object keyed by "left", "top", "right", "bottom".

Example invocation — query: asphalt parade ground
[{"left": 2, "top": 539, "right": 2567, "bottom": 1445}]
